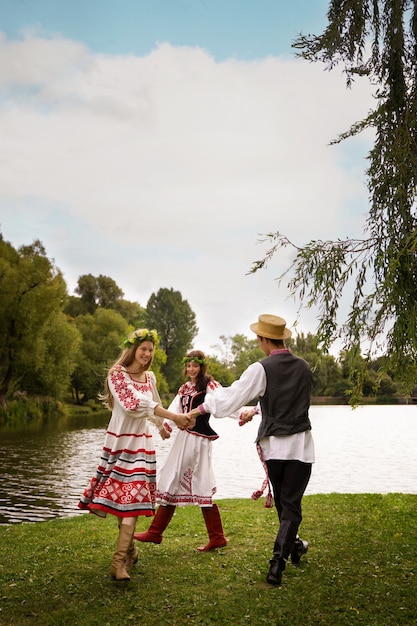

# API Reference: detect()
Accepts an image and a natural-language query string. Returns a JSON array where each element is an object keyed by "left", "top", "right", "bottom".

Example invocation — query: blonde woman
[{"left": 78, "top": 328, "right": 189, "bottom": 581}]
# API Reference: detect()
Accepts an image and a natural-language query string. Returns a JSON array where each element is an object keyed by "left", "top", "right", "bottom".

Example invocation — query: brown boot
[
  {"left": 125, "top": 537, "right": 139, "bottom": 570},
  {"left": 134, "top": 505, "right": 176, "bottom": 544},
  {"left": 197, "top": 504, "right": 227, "bottom": 552},
  {"left": 110, "top": 524, "right": 135, "bottom": 581},
  {"left": 116, "top": 517, "right": 138, "bottom": 571}
]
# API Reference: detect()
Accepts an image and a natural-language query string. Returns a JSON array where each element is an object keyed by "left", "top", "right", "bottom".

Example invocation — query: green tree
[
  {"left": 95, "top": 275, "right": 124, "bottom": 308},
  {"left": 0, "top": 235, "right": 71, "bottom": 408},
  {"left": 364, "top": 357, "right": 398, "bottom": 398},
  {"left": 64, "top": 295, "right": 89, "bottom": 318},
  {"left": 293, "top": 333, "right": 343, "bottom": 397},
  {"left": 74, "top": 274, "right": 97, "bottom": 314},
  {"left": 228, "top": 334, "right": 264, "bottom": 378},
  {"left": 72, "top": 273, "right": 124, "bottom": 313},
  {"left": 211, "top": 335, "right": 235, "bottom": 368},
  {"left": 146, "top": 288, "right": 198, "bottom": 391},
  {"left": 71, "top": 307, "right": 170, "bottom": 404},
  {"left": 250, "top": 1, "right": 417, "bottom": 400},
  {"left": 65, "top": 273, "right": 146, "bottom": 327},
  {"left": 113, "top": 300, "right": 147, "bottom": 327},
  {"left": 204, "top": 355, "right": 235, "bottom": 388},
  {"left": 336, "top": 347, "right": 387, "bottom": 402},
  {"left": 71, "top": 308, "right": 129, "bottom": 404},
  {"left": 17, "top": 312, "right": 81, "bottom": 400}
]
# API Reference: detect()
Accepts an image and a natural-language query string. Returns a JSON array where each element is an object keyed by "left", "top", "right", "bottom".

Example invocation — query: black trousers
[{"left": 266, "top": 459, "right": 312, "bottom": 526}]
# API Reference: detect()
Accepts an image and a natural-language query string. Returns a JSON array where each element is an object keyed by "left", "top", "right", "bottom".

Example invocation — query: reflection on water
[
  {"left": 1, "top": 405, "right": 416, "bottom": 524},
  {"left": 0, "top": 412, "right": 179, "bottom": 525}
]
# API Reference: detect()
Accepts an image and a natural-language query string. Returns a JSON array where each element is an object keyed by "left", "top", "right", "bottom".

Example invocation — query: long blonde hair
[{"left": 99, "top": 330, "right": 157, "bottom": 409}]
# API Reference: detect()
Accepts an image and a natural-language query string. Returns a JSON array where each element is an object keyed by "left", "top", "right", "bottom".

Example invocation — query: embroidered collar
[{"left": 270, "top": 349, "right": 291, "bottom": 355}]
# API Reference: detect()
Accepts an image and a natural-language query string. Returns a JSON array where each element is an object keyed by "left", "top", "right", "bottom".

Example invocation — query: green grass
[{"left": 0, "top": 494, "right": 416, "bottom": 625}]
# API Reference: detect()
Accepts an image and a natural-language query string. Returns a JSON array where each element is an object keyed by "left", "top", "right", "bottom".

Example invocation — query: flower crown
[
  {"left": 120, "top": 328, "right": 160, "bottom": 349},
  {"left": 182, "top": 356, "right": 207, "bottom": 365}
]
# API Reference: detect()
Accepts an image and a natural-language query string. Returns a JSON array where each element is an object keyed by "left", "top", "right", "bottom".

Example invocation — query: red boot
[
  {"left": 197, "top": 504, "right": 227, "bottom": 551},
  {"left": 134, "top": 505, "right": 175, "bottom": 544}
]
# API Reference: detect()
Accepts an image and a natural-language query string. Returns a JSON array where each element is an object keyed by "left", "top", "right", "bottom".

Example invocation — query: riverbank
[
  {"left": 0, "top": 494, "right": 415, "bottom": 625},
  {"left": 311, "top": 396, "right": 417, "bottom": 405}
]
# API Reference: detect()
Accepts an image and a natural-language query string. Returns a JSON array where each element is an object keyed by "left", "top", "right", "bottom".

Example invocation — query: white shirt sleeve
[
  {"left": 205, "top": 381, "right": 241, "bottom": 420},
  {"left": 202, "top": 362, "right": 266, "bottom": 418}
]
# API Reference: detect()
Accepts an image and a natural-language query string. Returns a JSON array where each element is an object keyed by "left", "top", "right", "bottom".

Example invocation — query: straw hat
[{"left": 250, "top": 314, "right": 292, "bottom": 340}]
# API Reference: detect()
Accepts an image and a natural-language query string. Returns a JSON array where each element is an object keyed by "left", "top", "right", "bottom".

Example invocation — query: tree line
[
  {"left": 0, "top": 234, "right": 415, "bottom": 420},
  {"left": 0, "top": 234, "right": 197, "bottom": 412}
]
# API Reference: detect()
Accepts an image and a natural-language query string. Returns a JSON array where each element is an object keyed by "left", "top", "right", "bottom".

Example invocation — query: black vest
[
  {"left": 256, "top": 351, "right": 312, "bottom": 443},
  {"left": 184, "top": 389, "right": 219, "bottom": 440}
]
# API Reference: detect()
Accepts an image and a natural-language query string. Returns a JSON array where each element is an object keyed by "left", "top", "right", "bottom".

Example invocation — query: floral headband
[
  {"left": 120, "top": 328, "right": 160, "bottom": 349},
  {"left": 182, "top": 356, "right": 207, "bottom": 365}
]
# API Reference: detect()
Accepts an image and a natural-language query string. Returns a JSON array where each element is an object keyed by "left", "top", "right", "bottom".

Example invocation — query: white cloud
[{"left": 0, "top": 33, "right": 374, "bottom": 354}]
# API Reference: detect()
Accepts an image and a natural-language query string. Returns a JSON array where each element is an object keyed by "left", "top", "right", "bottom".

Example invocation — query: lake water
[{"left": 0, "top": 404, "right": 416, "bottom": 524}]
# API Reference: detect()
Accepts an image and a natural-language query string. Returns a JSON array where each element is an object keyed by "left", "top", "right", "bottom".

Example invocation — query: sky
[{"left": 0, "top": 0, "right": 375, "bottom": 356}]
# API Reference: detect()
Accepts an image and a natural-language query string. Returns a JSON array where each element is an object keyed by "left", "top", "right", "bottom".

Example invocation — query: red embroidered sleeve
[{"left": 111, "top": 371, "right": 144, "bottom": 411}]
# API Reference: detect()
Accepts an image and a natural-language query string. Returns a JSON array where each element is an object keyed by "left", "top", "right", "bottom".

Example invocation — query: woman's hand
[
  {"left": 173, "top": 413, "right": 191, "bottom": 430},
  {"left": 184, "top": 413, "right": 196, "bottom": 429},
  {"left": 239, "top": 408, "right": 257, "bottom": 426},
  {"left": 159, "top": 426, "right": 171, "bottom": 440}
]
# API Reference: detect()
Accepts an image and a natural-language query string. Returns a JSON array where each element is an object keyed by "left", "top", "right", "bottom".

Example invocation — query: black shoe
[
  {"left": 266, "top": 559, "right": 284, "bottom": 586},
  {"left": 291, "top": 538, "right": 308, "bottom": 565}
]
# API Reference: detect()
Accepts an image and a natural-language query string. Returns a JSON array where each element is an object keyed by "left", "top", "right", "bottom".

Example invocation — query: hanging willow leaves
[{"left": 250, "top": 1, "right": 417, "bottom": 398}]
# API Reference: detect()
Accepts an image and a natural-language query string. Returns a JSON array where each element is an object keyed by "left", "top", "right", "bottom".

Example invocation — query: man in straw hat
[{"left": 188, "top": 314, "right": 314, "bottom": 586}]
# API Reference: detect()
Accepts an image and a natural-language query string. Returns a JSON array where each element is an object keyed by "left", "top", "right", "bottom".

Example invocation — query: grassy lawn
[{"left": 0, "top": 494, "right": 416, "bottom": 625}]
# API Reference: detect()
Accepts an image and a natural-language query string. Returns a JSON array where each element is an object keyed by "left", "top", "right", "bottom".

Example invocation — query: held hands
[
  {"left": 184, "top": 413, "right": 196, "bottom": 429},
  {"left": 174, "top": 413, "right": 192, "bottom": 430},
  {"left": 239, "top": 408, "right": 256, "bottom": 426},
  {"left": 187, "top": 407, "right": 200, "bottom": 428},
  {"left": 166, "top": 409, "right": 199, "bottom": 431}
]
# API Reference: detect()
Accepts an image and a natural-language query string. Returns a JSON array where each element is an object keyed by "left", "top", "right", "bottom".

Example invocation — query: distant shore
[{"left": 311, "top": 395, "right": 417, "bottom": 405}]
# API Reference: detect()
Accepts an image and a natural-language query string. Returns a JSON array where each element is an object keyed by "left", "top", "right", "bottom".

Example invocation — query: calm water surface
[{"left": 0, "top": 405, "right": 416, "bottom": 524}]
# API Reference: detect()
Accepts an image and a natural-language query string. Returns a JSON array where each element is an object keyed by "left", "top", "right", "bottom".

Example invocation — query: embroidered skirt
[
  {"left": 78, "top": 418, "right": 157, "bottom": 518},
  {"left": 157, "top": 430, "right": 216, "bottom": 507}
]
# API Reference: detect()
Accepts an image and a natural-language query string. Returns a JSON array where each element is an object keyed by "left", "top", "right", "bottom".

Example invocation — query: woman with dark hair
[
  {"left": 134, "top": 350, "right": 238, "bottom": 551},
  {"left": 78, "top": 329, "right": 189, "bottom": 581}
]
